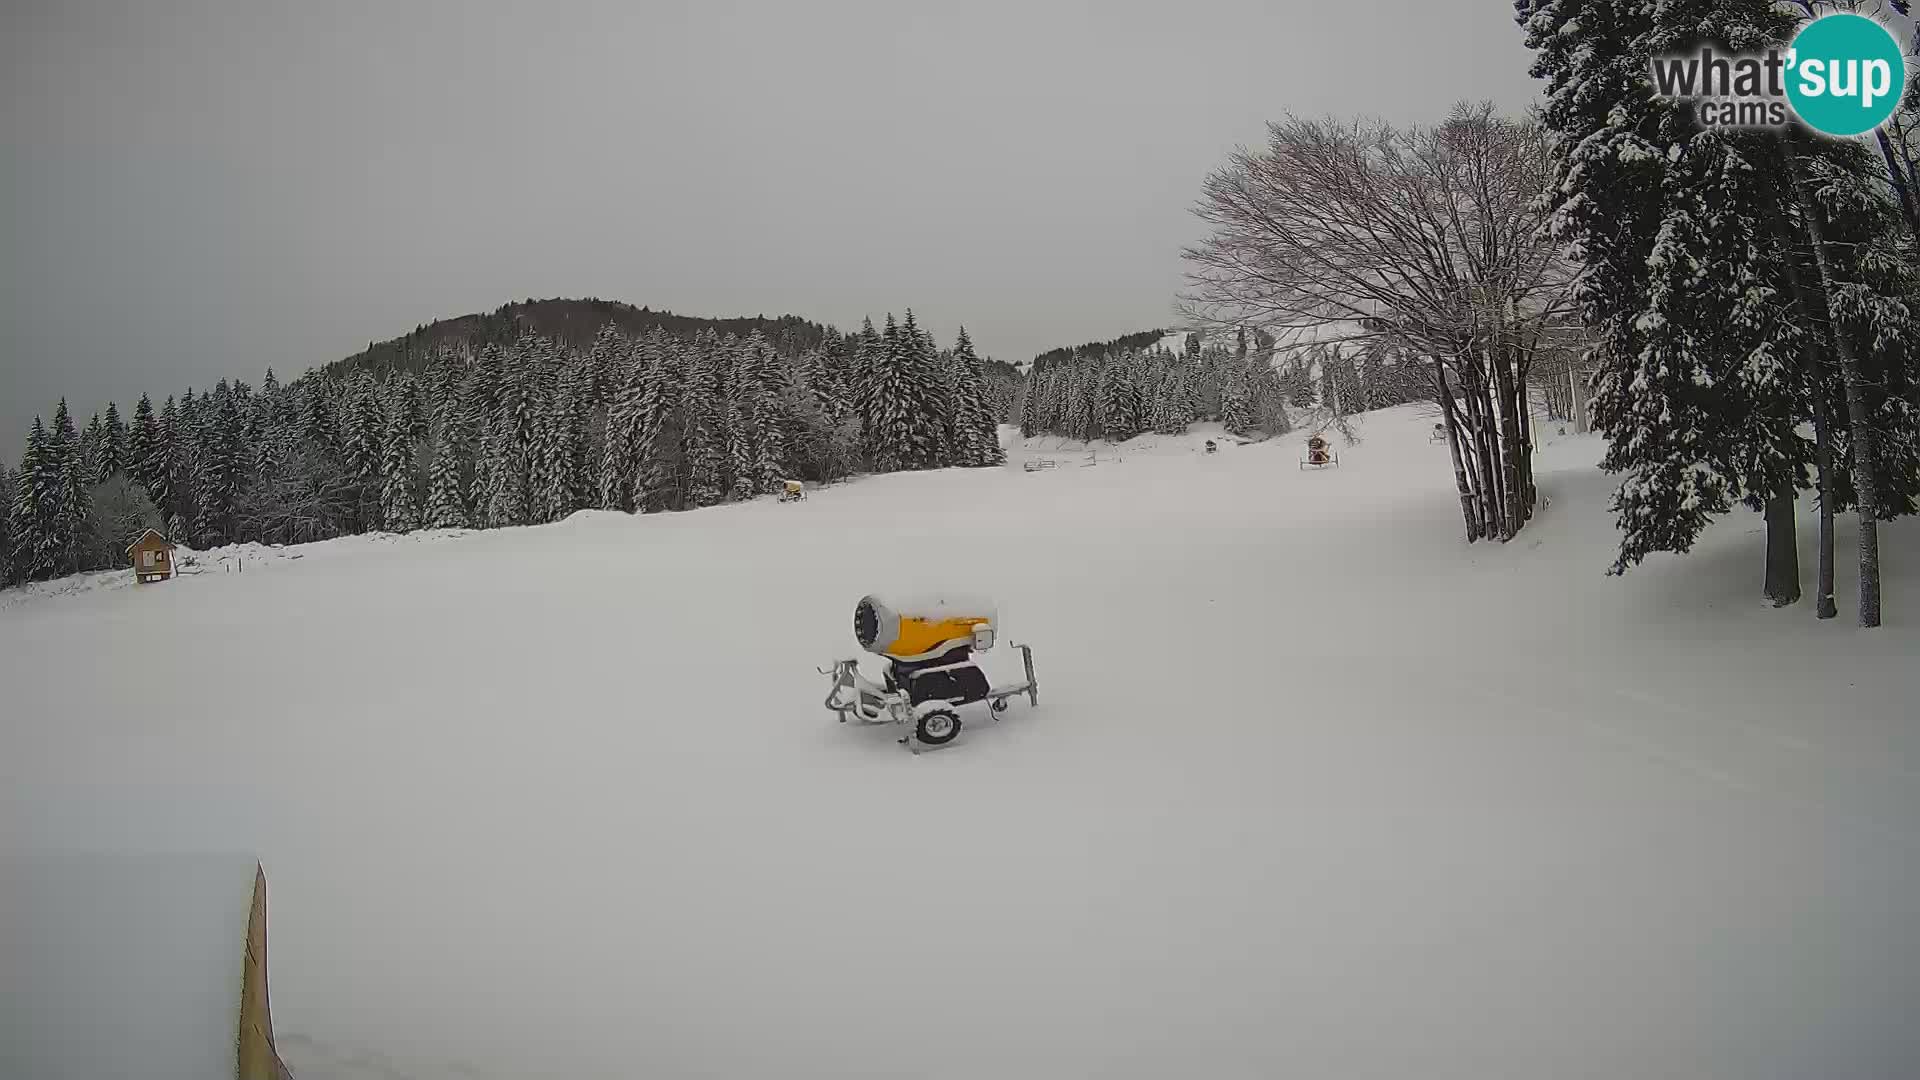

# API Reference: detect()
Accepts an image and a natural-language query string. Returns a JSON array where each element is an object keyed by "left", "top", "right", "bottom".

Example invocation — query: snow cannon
[
  {"left": 853, "top": 594, "right": 998, "bottom": 659},
  {"left": 823, "top": 594, "right": 1039, "bottom": 752}
]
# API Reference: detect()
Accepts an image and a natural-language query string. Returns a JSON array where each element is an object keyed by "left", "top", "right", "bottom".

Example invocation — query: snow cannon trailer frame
[
  {"left": 821, "top": 595, "right": 1038, "bottom": 753},
  {"left": 820, "top": 645, "right": 1037, "bottom": 753}
]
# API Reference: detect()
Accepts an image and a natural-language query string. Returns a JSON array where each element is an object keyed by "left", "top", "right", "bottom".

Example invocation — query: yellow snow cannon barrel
[{"left": 854, "top": 594, "right": 998, "bottom": 660}]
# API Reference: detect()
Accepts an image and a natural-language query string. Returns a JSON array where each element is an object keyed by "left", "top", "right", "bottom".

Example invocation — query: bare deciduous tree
[{"left": 1182, "top": 103, "right": 1581, "bottom": 542}]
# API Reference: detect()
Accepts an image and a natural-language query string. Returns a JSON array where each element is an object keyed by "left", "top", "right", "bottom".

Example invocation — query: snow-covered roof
[{"left": 125, "top": 528, "right": 174, "bottom": 553}]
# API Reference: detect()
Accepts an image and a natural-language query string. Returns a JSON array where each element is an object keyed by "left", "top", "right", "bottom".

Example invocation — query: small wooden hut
[{"left": 127, "top": 529, "right": 177, "bottom": 583}]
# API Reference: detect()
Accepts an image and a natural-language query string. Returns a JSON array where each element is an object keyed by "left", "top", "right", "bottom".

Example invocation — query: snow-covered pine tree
[
  {"left": 9, "top": 425, "right": 38, "bottom": 580},
  {"left": 82, "top": 413, "right": 107, "bottom": 485},
  {"left": 478, "top": 416, "right": 529, "bottom": 528},
  {"left": 1100, "top": 357, "right": 1127, "bottom": 439},
  {"left": 718, "top": 336, "right": 756, "bottom": 501},
  {"left": 379, "top": 407, "right": 422, "bottom": 532},
  {"left": 1078, "top": 363, "right": 1099, "bottom": 440},
  {"left": 301, "top": 374, "right": 337, "bottom": 453},
  {"left": 340, "top": 370, "right": 384, "bottom": 528},
  {"left": 1285, "top": 359, "right": 1316, "bottom": 411},
  {"left": 425, "top": 418, "right": 470, "bottom": 530},
  {"left": 851, "top": 317, "right": 882, "bottom": 455},
  {"left": 904, "top": 311, "right": 948, "bottom": 466},
  {"left": 0, "top": 466, "right": 14, "bottom": 587},
  {"left": 49, "top": 400, "right": 96, "bottom": 574},
  {"left": 1067, "top": 361, "right": 1082, "bottom": 438},
  {"left": 1250, "top": 358, "right": 1292, "bottom": 435},
  {"left": 1047, "top": 363, "right": 1069, "bottom": 439},
  {"left": 1522, "top": 0, "right": 1818, "bottom": 583},
  {"left": 868, "top": 315, "right": 902, "bottom": 465},
  {"left": 170, "top": 389, "right": 202, "bottom": 537},
  {"left": 1046, "top": 362, "right": 1069, "bottom": 434},
  {"left": 934, "top": 342, "right": 966, "bottom": 466},
  {"left": 1154, "top": 369, "right": 1182, "bottom": 435},
  {"left": 101, "top": 401, "right": 128, "bottom": 481},
  {"left": 1179, "top": 350, "right": 1210, "bottom": 417},
  {"left": 192, "top": 380, "right": 243, "bottom": 546},
  {"left": 1179, "top": 362, "right": 1201, "bottom": 430},
  {"left": 252, "top": 372, "right": 287, "bottom": 482},
  {"left": 585, "top": 322, "right": 628, "bottom": 415},
  {"left": 1221, "top": 361, "right": 1254, "bottom": 435},
  {"left": 680, "top": 333, "right": 725, "bottom": 507},
  {"left": 736, "top": 331, "right": 788, "bottom": 493},
  {"left": 1124, "top": 352, "right": 1151, "bottom": 437},
  {"left": 928, "top": 349, "right": 960, "bottom": 466},
  {"left": 553, "top": 360, "right": 594, "bottom": 520},
  {"left": 863, "top": 313, "right": 927, "bottom": 471},
  {"left": 11, "top": 420, "right": 58, "bottom": 581},
  {"left": 420, "top": 347, "right": 459, "bottom": 432},
  {"left": 1018, "top": 364, "right": 1044, "bottom": 438},
  {"left": 630, "top": 330, "right": 685, "bottom": 512},
  {"left": 390, "top": 372, "right": 427, "bottom": 448},
  {"left": 1359, "top": 347, "right": 1386, "bottom": 411},
  {"left": 231, "top": 379, "right": 257, "bottom": 453},
  {"left": 1058, "top": 363, "right": 1090, "bottom": 441},
  {"left": 527, "top": 392, "right": 565, "bottom": 522},
  {"left": 805, "top": 328, "right": 851, "bottom": 425},
  {"left": 948, "top": 327, "right": 1002, "bottom": 465},
  {"left": 128, "top": 394, "right": 160, "bottom": 500},
  {"left": 461, "top": 343, "right": 506, "bottom": 449},
  {"left": 598, "top": 337, "right": 640, "bottom": 512},
  {"left": 483, "top": 334, "right": 548, "bottom": 522},
  {"left": 144, "top": 396, "right": 180, "bottom": 533},
  {"left": 1097, "top": 363, "right": 1128, "bottom": 441},
  {"left": 466, "top": 416, "right": 492, "bottom": 525}
]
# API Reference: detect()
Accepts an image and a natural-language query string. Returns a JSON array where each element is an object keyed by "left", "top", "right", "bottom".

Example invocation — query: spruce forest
[
  {"left": 0, "top": 309, "right": 1014, "bottom": 585},
  {"left": 1018, "top": 330, "right": 1432, "bottom": 443}
]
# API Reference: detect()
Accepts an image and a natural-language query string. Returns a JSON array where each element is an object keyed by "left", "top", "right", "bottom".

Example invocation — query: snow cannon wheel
[
  {"left": 916, "top": 707, "right": 962, "bottom": 746},
  {"left": 990, "top": 697, "right": 1009, "bottom": 715}
]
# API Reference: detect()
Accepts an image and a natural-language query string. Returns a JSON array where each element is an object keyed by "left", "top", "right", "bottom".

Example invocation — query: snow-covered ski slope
[{"left": 4, "top": 406, "right": 1917, "bottom": 1080}]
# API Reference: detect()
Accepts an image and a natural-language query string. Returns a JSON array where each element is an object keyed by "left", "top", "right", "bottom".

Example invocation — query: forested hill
[
  {"left": 1030, "top": 329, "right": 1167, "bottom": 368},
  {"left": 328, "top": 298, "right": 834, "bottom": 379}
]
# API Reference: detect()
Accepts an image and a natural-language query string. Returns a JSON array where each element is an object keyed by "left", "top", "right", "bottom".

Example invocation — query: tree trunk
[
  {"left": 1789, "top": 141, "right": 1881, "bottom": 628},
  {"left": 1779, "top": 239, "right": 1838, "bottom": 620},
  {"left": 1459, "top": 357, "right": 1504, "bottom": 539},
  {"left": 1432, "top": 359, "right": 1481, "bottom": 541},
  {"left": 1764, "top": 483, "right": 1801, "bottom": 607},
  {"left": 1812, "top": 401, "right": 1838, "bottom": 620},
  {"left": 1511, "top": 337, "right": 1537, "bottom": 520},
  {"left": 1491, "top": 342, "right": 1525, "bottom": 539},
  {"left": 1570, "top": 365, "right": 1591, "bottom": 434},
  {"left": 1518, "top": 375, "right": 1537, "bottom": 517}
]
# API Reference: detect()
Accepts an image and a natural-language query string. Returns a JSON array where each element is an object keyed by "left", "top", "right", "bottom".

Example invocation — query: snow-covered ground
[
  {"left": 3, "top": 406, "right": 1916, "bottom": 1079},
  {"left": 1, "top": 853, "right": 264, "bottom": 1080}
]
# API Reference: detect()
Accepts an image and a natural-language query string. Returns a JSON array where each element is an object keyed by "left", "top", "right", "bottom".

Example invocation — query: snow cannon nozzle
[{"left": 853, "top": 594, "right": 998, "bottom": 659}]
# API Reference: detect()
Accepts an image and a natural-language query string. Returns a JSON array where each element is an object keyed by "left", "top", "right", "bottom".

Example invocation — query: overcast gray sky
[{"left": 1, "top": 0, "right": 1539, "bottom": 450}]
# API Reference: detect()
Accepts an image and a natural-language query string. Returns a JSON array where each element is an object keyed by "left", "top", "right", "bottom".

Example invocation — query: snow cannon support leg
[{"left": 1017, "top": 643, "right": 1037, "bottom": 707}]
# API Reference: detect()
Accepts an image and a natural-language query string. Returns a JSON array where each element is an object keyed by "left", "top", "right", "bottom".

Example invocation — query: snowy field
[{"left": 4, "top": 406, "right": 1917, "bottom": 1079}]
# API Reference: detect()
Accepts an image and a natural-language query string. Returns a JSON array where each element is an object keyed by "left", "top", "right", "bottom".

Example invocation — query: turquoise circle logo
[{"left": 1786, "top": 13, "right": 1905, "bottom": 136}]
